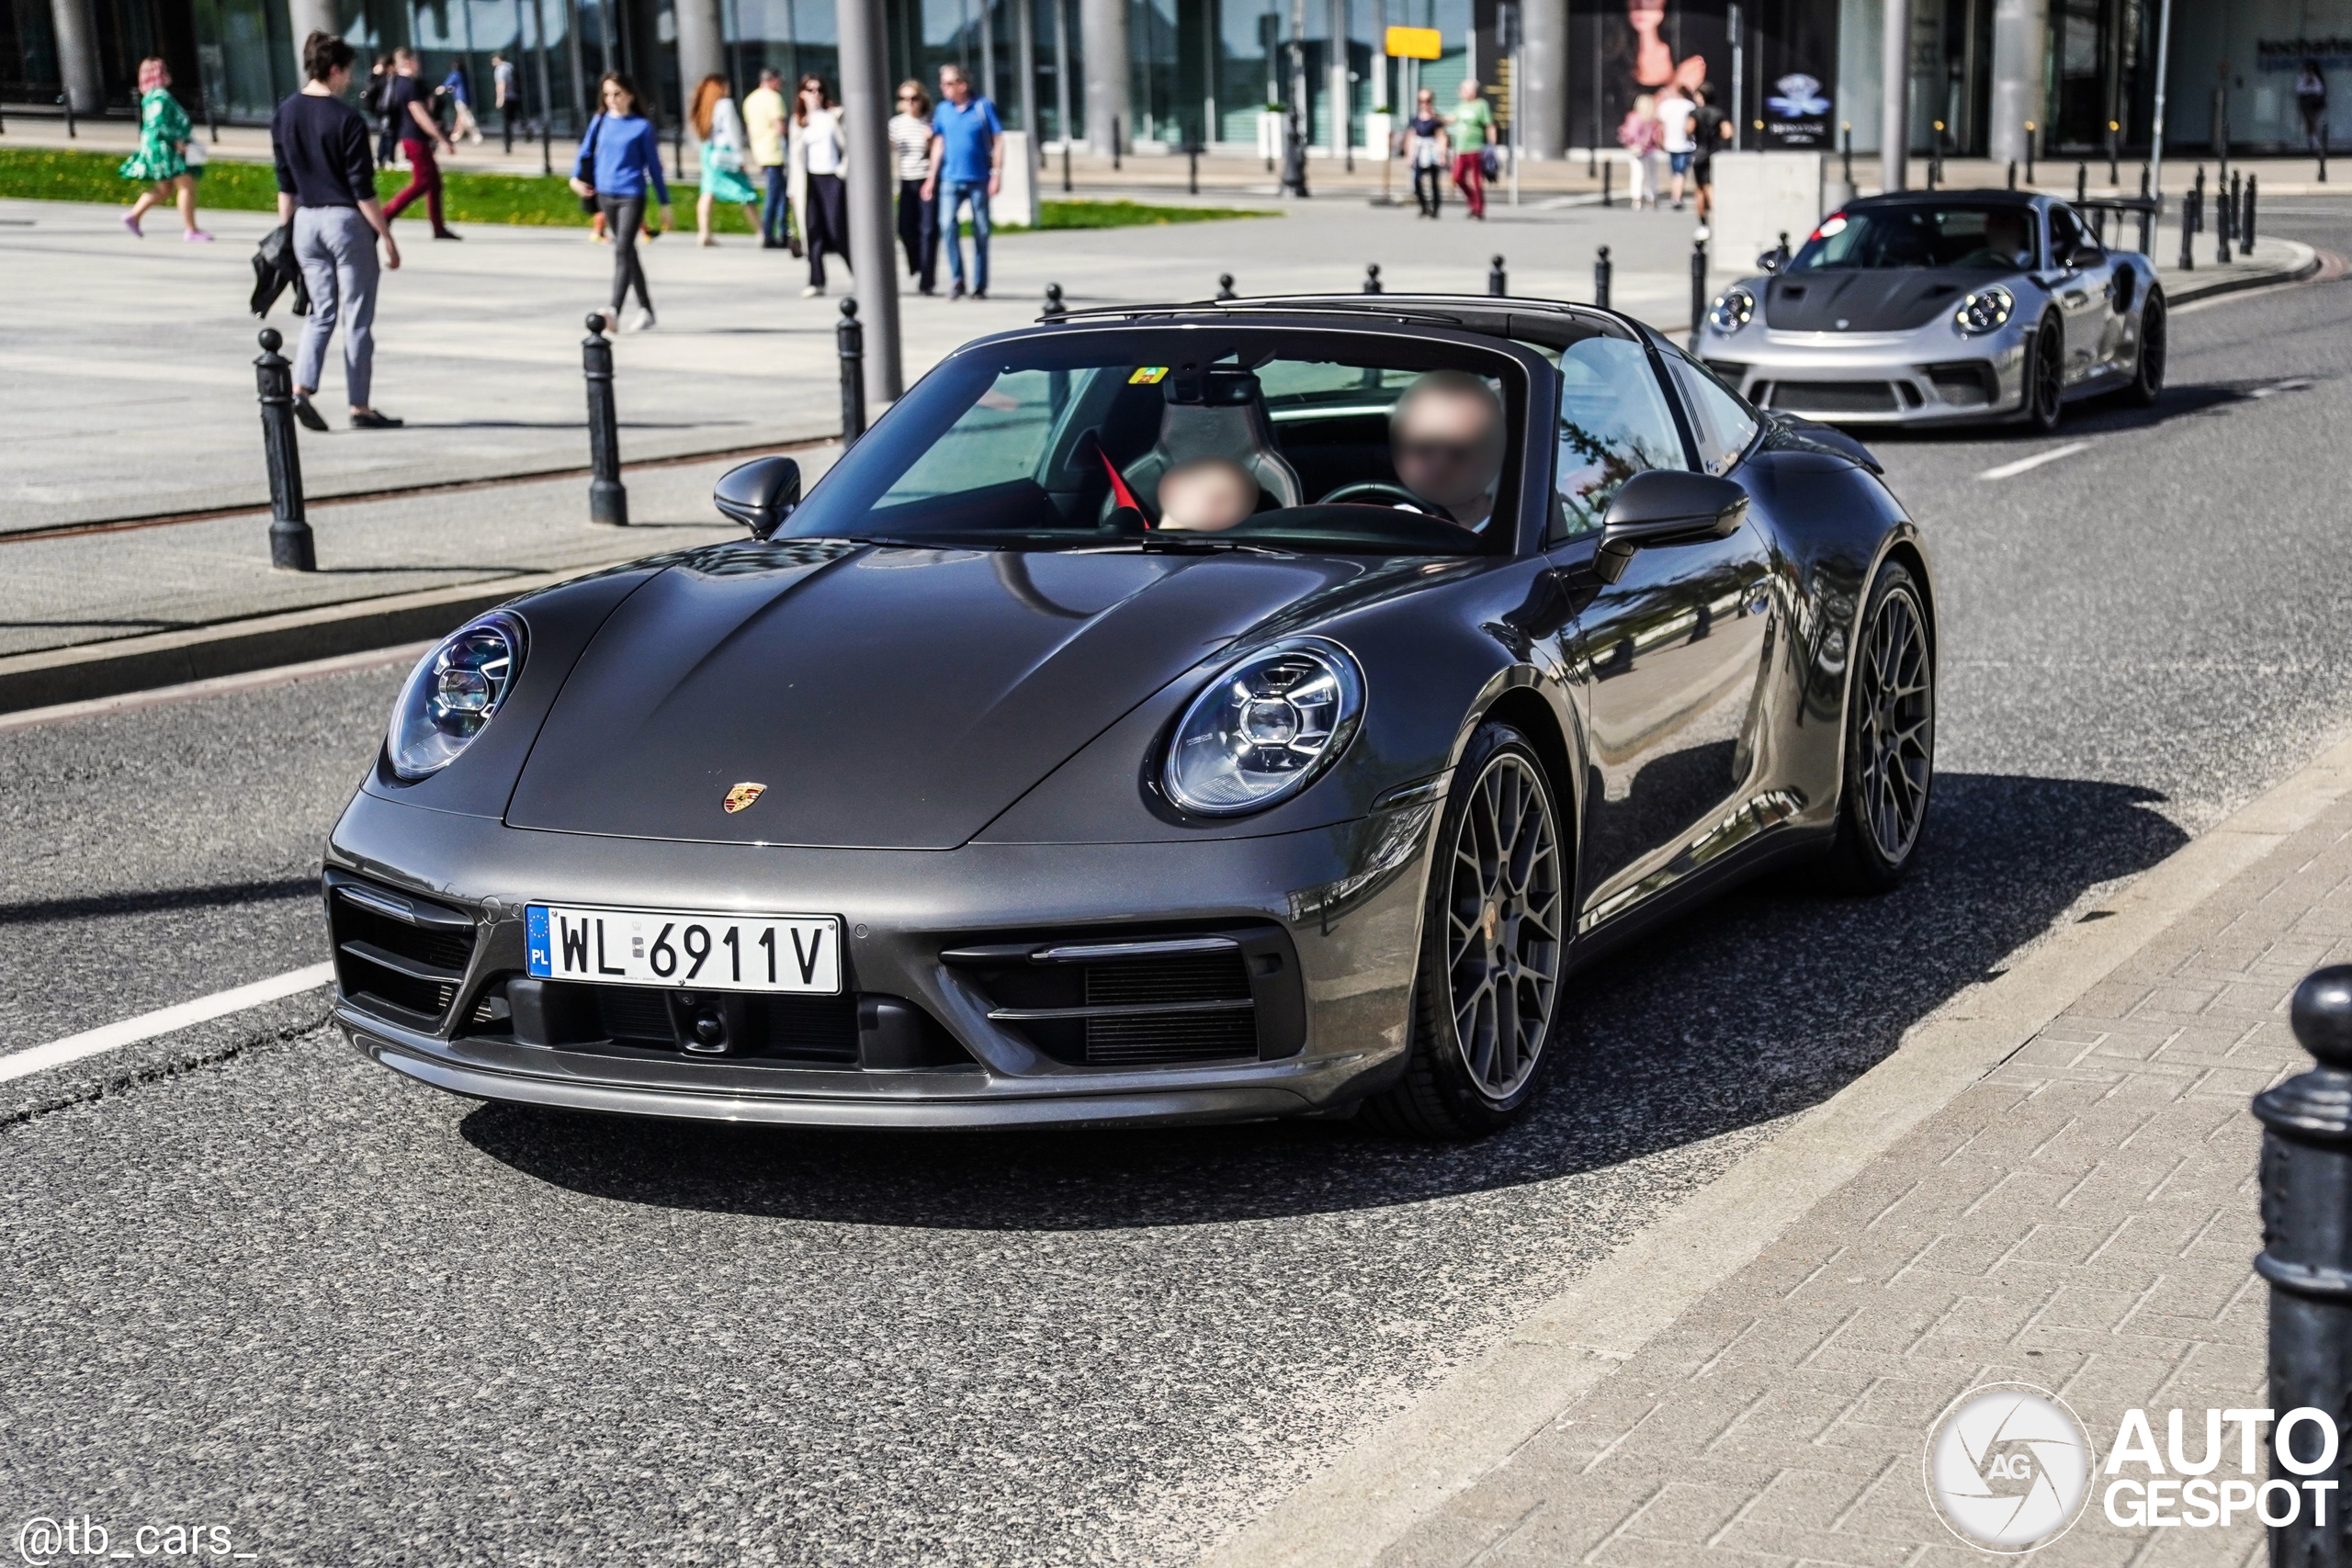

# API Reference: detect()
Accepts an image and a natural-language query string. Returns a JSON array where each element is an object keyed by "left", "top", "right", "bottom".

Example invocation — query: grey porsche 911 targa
[{"left": 323, "top": 295, "right": 1934, "bottom": 1137}]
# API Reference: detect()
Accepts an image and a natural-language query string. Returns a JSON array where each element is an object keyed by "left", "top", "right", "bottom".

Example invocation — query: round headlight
[
  {"left": 389, "top": 612, "right": 525, "bottom": 779},
  {"left": 1708, "top": 286, "right": 1757, "bottom": 334},
  {"left": 1163, "top": 638, "right": 1364, "bottom": 816},
  {"left": 1955, "top": 285, "right": 2015, "bottom": 334}
]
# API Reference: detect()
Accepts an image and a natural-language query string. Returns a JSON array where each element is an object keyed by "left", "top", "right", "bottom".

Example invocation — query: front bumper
[
  {"left": 325, "top": 790, "right": 1436, "bottom": 1129},
  {"left": 1699, "top": 318, "right": 2030, "bottom": 425}
]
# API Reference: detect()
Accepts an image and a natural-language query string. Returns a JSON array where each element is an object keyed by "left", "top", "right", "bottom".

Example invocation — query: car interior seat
[{"left": 1117, "top": 367, "right": 1304, "bottom": 520}]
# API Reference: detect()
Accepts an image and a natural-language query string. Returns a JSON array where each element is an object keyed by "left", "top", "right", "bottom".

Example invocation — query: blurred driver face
[
  {"left": 1391, "top": 372, "right": 1507, "bottom": 526},
  {"left": 1985, "top": 209, "right": 2030, "bottom": 264}
]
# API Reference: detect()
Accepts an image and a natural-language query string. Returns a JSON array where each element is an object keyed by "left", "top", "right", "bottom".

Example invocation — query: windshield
[
  {"left": 1787, "top": 204, "right": 2040, "bottom": 271},
  {"left": 777, "top": 327, "right": 1532, "bottom": 555}
]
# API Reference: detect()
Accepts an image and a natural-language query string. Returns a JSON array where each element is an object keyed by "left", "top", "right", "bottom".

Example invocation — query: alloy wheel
[
  {"left": 1853, "top": 584, "right": 1933, "bottom": 865},
  {"left": 1442, "top": 752, "right": 1565, "bottom": 1100}
]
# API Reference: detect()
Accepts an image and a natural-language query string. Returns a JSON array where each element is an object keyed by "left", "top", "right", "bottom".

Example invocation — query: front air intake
[
  {"left": 327, "top": 875, "right": 477, "bottom": 1028},
  {"left": 944, "top": 929, "right": 1304, "bottom": 1067}
]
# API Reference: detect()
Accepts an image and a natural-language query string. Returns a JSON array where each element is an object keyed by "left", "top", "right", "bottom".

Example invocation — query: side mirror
[
  {"left": 1758, "top": 239, "right": 1792, "bottom": 274},
  {"left": 1594, "top": 470, "right": 1749, "bottom": 583},
  {"left": 713, "top": 455, "right": 801, "bottom": 539},
  {"left": 2064, "top": 241, "right": 2106, "bottom": 269}
]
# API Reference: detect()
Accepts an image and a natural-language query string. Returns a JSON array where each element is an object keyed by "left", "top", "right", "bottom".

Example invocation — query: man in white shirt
[{"left": 1657, "top": 85, "right": 1697, "bottom": 211}]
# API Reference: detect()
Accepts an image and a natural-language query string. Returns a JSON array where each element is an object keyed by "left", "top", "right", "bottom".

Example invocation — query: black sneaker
[
  {"left": 950, "top": 281, "right": 967, "bottom": 299},
  {"left": 291, "top": 396, "right": 330, "bottom": 433},
  {"left": 350, "top": 409, "right": 405, "bottom": 430}
]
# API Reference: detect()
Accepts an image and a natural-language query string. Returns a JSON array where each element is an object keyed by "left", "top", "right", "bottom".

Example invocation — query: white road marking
[
  {"left": 1976, "top": 441, "right": 2091, "bottom": 480},
  {"left": 2249, "top": 378, "right": 2314, "bottom": 398},
  {"left": 0, "top": 962, "right": 336, "bottom": 1084}
]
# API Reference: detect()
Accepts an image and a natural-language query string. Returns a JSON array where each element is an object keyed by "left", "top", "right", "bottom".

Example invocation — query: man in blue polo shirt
[{"left": 921, "top": 62, "right": 1003, "bottom": 299}]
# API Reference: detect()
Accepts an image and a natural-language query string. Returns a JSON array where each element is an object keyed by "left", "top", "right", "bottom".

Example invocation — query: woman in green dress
[
  {"left": 689, "top": 74, "right": 762, "bottom": 245},
  {"left": 120, "top": 57, "right": 210, "bottom": 241}
]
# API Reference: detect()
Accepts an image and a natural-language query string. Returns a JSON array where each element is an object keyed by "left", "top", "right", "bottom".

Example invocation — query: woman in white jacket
[
  {"left": 786, "top": 74, "right": 849, "bottom": 297},
  {"left": 691, "top": 75, "right": 762, "bottom": 245}
]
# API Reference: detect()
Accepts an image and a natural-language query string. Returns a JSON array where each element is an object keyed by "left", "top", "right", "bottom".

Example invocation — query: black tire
[
  {"left": 2023, "top": 316, "right": 2064, "bottom": 433},
  {"left": 1360, "top": 722, "right": 1568, "bottom": 1139},
  {"left": 2124, "top": 288, "right": 2165, "bottom": 407},
  {"left": 1824, "top": 559, "right": 1936, "bottom": 893}
]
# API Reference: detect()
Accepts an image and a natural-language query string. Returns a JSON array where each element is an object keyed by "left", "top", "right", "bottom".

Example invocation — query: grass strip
[{"left": 0, "top": 147, "right": 1275, "bottom": 234}]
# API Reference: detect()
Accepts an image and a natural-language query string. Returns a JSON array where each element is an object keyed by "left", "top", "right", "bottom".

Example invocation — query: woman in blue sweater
[{"left": 569, "top": 72, "right": 673, "bottom": 332}]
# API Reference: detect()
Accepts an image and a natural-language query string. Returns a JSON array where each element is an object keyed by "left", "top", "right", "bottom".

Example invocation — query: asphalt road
[{"left": 4, "top": 207, "right": 2348, "bottom": 1565}]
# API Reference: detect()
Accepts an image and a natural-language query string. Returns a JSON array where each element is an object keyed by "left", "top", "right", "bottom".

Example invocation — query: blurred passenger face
[
  {"left": 1391, "top": 373, "right": 1506, "bottom": 523},
  {"left": 1156, "top": 457, "right": 1259, "bottom": 532},
  {"left": 1985, "top": 209, "right": 2030, "bottom": 264}
]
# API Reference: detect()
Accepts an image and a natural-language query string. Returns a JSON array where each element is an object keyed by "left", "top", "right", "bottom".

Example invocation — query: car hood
[
  {"left": 504, "top": 541, "right": 1360, "bottom": 849},
  {"left": 1761, "top": 267, "right": 1994, "bottom": 333}
]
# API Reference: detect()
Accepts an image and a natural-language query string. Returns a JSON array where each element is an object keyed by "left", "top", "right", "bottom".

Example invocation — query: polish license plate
[{"left": 526, "top": 904, "right": 842, "bottom": 994}]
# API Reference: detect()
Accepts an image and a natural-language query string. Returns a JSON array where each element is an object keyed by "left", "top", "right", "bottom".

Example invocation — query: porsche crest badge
[{"left": 722, "top": 782, "right": 767, "bottom": 814}]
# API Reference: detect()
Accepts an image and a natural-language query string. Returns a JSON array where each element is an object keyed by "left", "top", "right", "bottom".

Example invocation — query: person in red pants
[
  {"left": 1447, "top": 78, "right": 1493, "bottom": 220},
  {"left": 380, "top": 48, "right": 460, "bottom": 240}
]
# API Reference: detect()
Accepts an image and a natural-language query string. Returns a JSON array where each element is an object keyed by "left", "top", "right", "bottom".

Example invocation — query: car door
[
  {"left": 1544, "top": 333, "right": 1775, "bottom": 931},
  {"left": 2046, "top": 203, "right": 2120, "bottom": 381}
]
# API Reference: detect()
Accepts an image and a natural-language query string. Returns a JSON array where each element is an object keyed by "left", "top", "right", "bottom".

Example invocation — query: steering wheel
[{"left": 1317, "top": 480, "right": 1425, "bottom": 509}]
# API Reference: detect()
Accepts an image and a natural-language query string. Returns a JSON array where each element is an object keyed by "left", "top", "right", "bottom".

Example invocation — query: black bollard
[
  {"left": 1688, "top": 240, "right": 1707, "bottom": 350},
  {"left": 2179, "top": 168, "right": 2201, "bottom": 271},
  {"left": 2253, "top": 965, "right": 2352, "bottom": 1564},
  {"left": 503, "top": 103, "right": 514, "bottom": 154},
  {"left": 2075, "top": 161, "right": 2086, "bottom": 202},
  {"left": 1487, "top": 254, "right": 1507, "bottom": 297},
  {"left": 2323, "top": 121, "right": 2331, "bottom": 184},
  {"left": 582, "top": 313, "right": 628, "bottom": 526},
  {"left": 1363, "top": 263, "right": 1383, "bottom": 294},
  {"left": 2007, "top": 159, "right": 2017, "bottom": 190},
  {"left": 1593, "top": 244, "right": 1612, "bottom": 310},
  {"left": 2023, "top": 128, "right": 2034, "bottom": 186},
  {"left": 1600, "top": 158, "right": 1611, "bottom": 208},
  {"left": 1111, "top": 114, "right": 1121, "bottom": 172},
  {"left": 253, "top": 329, "right": 315, "bottom": 571},
  {"left": 2109, "top": 121, "right": 2120, "bottom": 185},
  {"left": 1188, "top": 141, "right": 1199, "bottom": 195},
  {"left": 2218, "top": 168, "right": 2235, "bottom": 265},
  {"left": 1062, "top": 137, "right": 1072, "bottom": 192},
  {"left": 1042, "top": 281, "right": 1067, "bottom": 318},
  {"left": 1216, "top": 272, "right": 1238, "bottom": 300},
  {"left": 540, "top": 115, "right": 551, "bottom": 178},
  {"left": 1840, "top": 124, "right": 1853, "bottom": 187},
  {"left": 2245, "top": 174, "right": 2257, "bottom": 247},
  {"left": 672, "top": 116, "right": 684, "bottom": 184},
  {"left": 837, "top": 298, "right": 866, "bottom": 443}
]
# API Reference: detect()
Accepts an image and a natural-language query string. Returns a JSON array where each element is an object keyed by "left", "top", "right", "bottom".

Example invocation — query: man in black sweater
[{"left": 273, "top": 32, "right": 404, "bottom": 430}]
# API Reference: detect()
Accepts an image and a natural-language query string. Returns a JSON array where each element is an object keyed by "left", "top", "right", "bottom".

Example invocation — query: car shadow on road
[
  {"left": 1861, "top": 378, "right": 2318, "bottom": 447},
  {"left": 460, "top": 771, "right": 2187, "bottom": 1229}
]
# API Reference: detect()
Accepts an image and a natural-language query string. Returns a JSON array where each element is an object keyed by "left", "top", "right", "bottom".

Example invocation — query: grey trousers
[{"left": 292, "top": 205, "right": 380, "bottom": 409}]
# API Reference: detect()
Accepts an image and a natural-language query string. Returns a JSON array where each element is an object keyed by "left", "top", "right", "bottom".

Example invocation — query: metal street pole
[
  {"left": 1052, "top": 0, "right": 1074, "bottom": 180},
  {"left": 1880, "top": 0, "right": 1911, "bottom": 191},
  {"left": 838, "top": 0, "right": 902, "bottom": 402},
  {"left": 2147, "top": 0, "right": 2173, "bottom": 217}
]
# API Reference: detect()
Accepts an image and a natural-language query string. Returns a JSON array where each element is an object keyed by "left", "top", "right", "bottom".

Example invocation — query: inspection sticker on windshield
[
  {"left": 1129, "top": 366, "right": 1170, "bottom": 384},
  {"left": 526, "top": 904, "right": 842, "bottom": 994}
]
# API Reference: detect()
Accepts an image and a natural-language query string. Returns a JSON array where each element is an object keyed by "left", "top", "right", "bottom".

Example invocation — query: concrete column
[
  {"left": 1879, "top": 0, "right": 1909, "bottom": 190},
  {"left": 838, "top": 0, "right": 901, "bottom": 400},
  {"left": 49, "top": 0, "right": 101, "bottom": 114},
  {"left": 673, "top": 0, "right": 725, "bottom": 96},
  {"left": 284, "top": 0, "right": 342, "bottom": 56},
  {"left": 1520, "top": 0, "right": 1565, "bottom": 157},
  {"left": 1081, "top": 0, "right": 1127, "bottom": 152},
  {"left": 1986, "top": 0, "right": 2048, "bottom": 166}
]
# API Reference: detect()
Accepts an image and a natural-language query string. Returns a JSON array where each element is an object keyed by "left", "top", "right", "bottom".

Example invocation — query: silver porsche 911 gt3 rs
[{"left": 1697, "top": 189, "right": 2165, "bottom": 431}]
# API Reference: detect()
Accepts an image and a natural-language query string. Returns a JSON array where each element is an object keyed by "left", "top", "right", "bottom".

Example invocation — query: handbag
[
  {"left": 1481, "top": 145, "right": 1498, "bottom": 180},
  {"left": 577, "top": 112, "right": 605, "bottom": 212}
]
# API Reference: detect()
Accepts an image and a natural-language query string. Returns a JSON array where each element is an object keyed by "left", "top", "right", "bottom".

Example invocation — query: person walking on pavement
[
  {"left": 442, "top": 62, "right": 483, "bottom": 143},
  {"left": 889, "top": 80, "right": 940, "bottom": 294},
  {"left": 1689, "top": 82, "right": 1728, "bottom": 238},
  {"left": 691, "top": 75, "right": 762, "bottom": 245},
  {"left": 1446, "top": 78, "right": 1492, "bottom": 220},
  {"left": 1618, "top": 92, "right": 1663, "bottom": 209},
  {"left": 571, "top": 70, "right": 671, "bottom": 331},
  {"left": 492, "top": 52, "right": 516, "bottom": 141},
  {"left": 2297, "top": 61, "right": 2329, "bottom": 151},
  {"left": 923, "top": 62, "right": 1001, "bottom": 299},
  {"left": 1657, "top": 83, "right": 1696, "bottom": 209},
  {"left": 1405, "top": 87, "right": 1447, "bottom": 219},
  {"left": 744, "top": 67, "right": 797, "bottom": 253},
  {"left": 789, "top": 74, "right": 849, "bottom": 298},
  {"left": 366, "top": 55, "right": 399, "bottom": 167},
  {"left": 272, "top": 31, "right": 403, "bottom": 430},
  {"left": 119, "top": 58, "right": 209, "bottom": 241},
  {"left": 381, "top": 49, "right": 460, "bottom": 239}
]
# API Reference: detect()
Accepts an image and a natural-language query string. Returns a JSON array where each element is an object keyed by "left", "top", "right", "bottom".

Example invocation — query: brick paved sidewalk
[{"left": 1373, "top": 789, "right": 2352, "bottom": 1566}]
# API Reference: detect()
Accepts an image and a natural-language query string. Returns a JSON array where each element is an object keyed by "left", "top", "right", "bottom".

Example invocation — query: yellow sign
[
  {"left": 1129, "top": 366, "right": 1170, "bottom": 384},
  {"left": 1385, "top": 25, "right": 1442, "bottom": 59}
]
